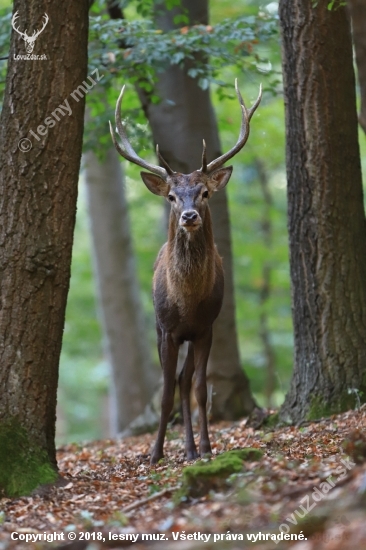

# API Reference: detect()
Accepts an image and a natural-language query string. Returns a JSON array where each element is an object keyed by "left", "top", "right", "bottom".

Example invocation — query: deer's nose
[{"left": 181, "top": 210, "right": 198, "bottom": 222}]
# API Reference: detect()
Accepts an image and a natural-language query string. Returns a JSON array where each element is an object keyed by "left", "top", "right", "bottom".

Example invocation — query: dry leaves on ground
[{"left": 1, "top": 407, "right": 366, "bottom": 550}]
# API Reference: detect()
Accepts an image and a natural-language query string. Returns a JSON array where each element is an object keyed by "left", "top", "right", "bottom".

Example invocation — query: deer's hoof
[
  {"left": 200, "top": 443, "right": 212, "bottom": 457},
  {"left": 150, "top": 451, "right": 164, "bottom": 465},
  {"left": 186, "top": 448, "right": 199, "bottom": 461}
]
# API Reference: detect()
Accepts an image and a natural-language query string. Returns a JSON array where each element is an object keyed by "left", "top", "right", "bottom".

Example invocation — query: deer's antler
[
  {"left": 109, "top": 86, "right": 174, "bottom": 181},
  {"left": 32, "top": 13, "right": 49, "bottom": 41},
  {"left": 201, "top": 79, "right": 262, "bottom": 174},
  {"left": 110, "top": 81, "right": 261, "bottom": 179},
  {"left": 12, "top": 11, "right": 27, "bottom": 39}
]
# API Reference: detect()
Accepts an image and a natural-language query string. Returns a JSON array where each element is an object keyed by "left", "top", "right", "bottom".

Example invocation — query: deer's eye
[
  {"left": 168, "top": 194, "right": 175, "bottom": 202},
  {"left": 202, "top": 190, "right": 209, "bottom": 199}
]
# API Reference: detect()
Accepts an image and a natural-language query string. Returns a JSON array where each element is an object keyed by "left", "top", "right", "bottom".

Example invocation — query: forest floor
[{"left": 1, "top": 408, "right": 366, "bottom": 550}]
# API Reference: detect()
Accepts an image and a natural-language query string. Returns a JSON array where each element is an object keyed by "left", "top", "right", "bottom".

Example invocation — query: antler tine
[
  {"left": 156, "top": 145, "right": 174, "bottom": 175},
  {"left": 236, "top": 79, "right": 262, "bottom": 122},
  {"left": 109, "top": 85, "right": 168, "bottom": 180},
  {"left": 12, "top": 11, "right": 26, "bottom": 38},
  {"left": 200, "top": 139, "right": 208, "bottom": 173},
  {"left": 234, "top": 79, "right": 249, "bottom": 142},
  {"left": 12, "top": 11, "right": 19, "bottom": 25},
  {"left": 205, "top": 80, "right": 262, "bottom": 174},
  {"left": 35, "top": 13, "right": 48, "bottom": 36},
  {"left": 39, "top": 13, "right": 49, "bottom": 32},
  {"left": 249, "top": 83, "right": 262, "bottom": 118}
]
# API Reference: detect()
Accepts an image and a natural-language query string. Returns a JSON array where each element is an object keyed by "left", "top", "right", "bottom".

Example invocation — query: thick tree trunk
[
  {"left": 0, "top": 1, "right": 88, "bottom": 496},
  {"left": 84, "top": 148, "right": 155, "bottom": 434},
  {"left": 348, "top": 0, "right": 366, "bottom": 133},
  {"left": 279, "top": 0, "right": 366, "bottom": 423},
  {"left": 137, "top": 0, "right": 256, "bottom": 420}
]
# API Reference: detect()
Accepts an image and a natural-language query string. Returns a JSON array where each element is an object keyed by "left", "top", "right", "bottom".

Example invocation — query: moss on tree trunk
[{"left": 0, "top": 418, "right": 57, "bottom": 497}]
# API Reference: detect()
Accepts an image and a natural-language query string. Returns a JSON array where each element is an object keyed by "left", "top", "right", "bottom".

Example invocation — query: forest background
[{"left": 0, "top": 0, "right": 365, "bottom": 445}]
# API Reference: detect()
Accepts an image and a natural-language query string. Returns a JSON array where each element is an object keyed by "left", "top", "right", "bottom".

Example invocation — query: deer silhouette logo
[{"left": 12, "top": 11, "right": 49, "bottom": 54}]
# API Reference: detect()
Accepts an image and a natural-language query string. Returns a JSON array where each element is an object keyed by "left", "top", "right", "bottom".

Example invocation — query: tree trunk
[
  {"left": 255, "top": 159, "right": 276, "bottom": 409},
  {"left": 0, "top": 0, "right": 88, "bottom": 496},
  {"left": 348, "top": 0, "right": 366, "bottom": 133},
  {"left": 279, "top": 0, "right": 366, "bottom": 423},
  {"left": 136, "top": 0, "right": 256, "bottom": 420},
  {"left": 84, "top": 148, "right": 156, "bottom": 434}
]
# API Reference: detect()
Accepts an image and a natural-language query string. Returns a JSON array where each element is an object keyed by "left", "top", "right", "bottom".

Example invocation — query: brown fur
[
  {"left": 110, "top": 81, "right": 261, "bottom": 464},
  {"left": 155, "top": 208, "right": 219, "bottom": 315},
  {"left": 147, "top": 168, "right": 231, "bottom": 463}
]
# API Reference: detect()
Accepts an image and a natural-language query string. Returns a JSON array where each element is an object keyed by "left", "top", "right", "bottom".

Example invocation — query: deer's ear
[
  {"left": 207, "top": 166, "right": 233, "bottom": 193},
  {"left": 141, "top": 172, "right": 169, "bottom": 196}
]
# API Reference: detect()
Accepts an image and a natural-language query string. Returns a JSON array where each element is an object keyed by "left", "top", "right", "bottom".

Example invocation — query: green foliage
[
  {"left": 0, "top": 8, "right": 11, "bottom": 107},
  {"left": 327, "top": 0, "right": 347, "bottom": 10},
  {"left": 312, "top": 0, "right": 346, "bottom": 9},
  {"left": 0, "top": 418, "right": 57, "bottom": 497},
  {"left": 88, "top": 12, "right": 277, "bottom": 89}
]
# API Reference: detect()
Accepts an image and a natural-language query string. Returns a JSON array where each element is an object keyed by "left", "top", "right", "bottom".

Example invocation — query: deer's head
[
  {"left": 140, "top": 167, "right": 233, "bottom": 232},
  {"left": 109, "top": 81, "right": 261, "bottom": 232},
  {"left": 12, "top": 11, "right": 49, "bottom": 54}
]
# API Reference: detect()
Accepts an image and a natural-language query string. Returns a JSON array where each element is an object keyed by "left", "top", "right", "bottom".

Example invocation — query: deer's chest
[{"left": 153, "top": 261, "right": 224, "bottom": 343}]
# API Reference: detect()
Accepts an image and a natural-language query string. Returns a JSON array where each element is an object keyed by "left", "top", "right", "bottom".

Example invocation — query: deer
[
  {"left": 12, "top": 11, "right": 49, "bottom": 54},
  {"left": 109, "top": 80, "right": 261, "bottom": 464}
]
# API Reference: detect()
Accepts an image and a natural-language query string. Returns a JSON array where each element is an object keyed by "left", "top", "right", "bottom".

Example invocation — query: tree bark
[
  {"left": 348, "top": 0, "right": 366, "bottom": 133},
  {"left": 84, "top": 148, "right": 156, "bottom": 434},
  {"left": 0, "top": 0, "right": 88, "bottom": 496},
  {"left": 279, "top": 0, "right": 366, "bottom": 423},
  {"left": 136, "top": 0, "right": 256, "bottom": 420}
]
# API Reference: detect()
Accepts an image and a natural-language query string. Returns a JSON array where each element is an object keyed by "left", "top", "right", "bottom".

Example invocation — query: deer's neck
[
  {"left": 169, "top": 209, "right": 214, "bottom": 271},
  {"left": 166, "top": 208, "right": 216, "bottom": 301}
]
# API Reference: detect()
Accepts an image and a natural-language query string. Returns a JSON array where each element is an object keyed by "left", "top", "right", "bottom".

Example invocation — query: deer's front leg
[
  {"left": 193, "top": 329, "right": 213, "bottom": 457},
  {"left": 151, "top": 331, "right": 179, "bottom": 465}
]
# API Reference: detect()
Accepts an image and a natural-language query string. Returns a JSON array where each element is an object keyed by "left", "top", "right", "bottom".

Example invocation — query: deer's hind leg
[{"left": 179, "top": 342, "right": 198, "bottom": 460}]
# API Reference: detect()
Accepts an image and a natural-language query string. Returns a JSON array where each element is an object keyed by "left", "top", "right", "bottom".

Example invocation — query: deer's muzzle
[{"left": 179, "top": 210, "right": 201, "bottom": 230}]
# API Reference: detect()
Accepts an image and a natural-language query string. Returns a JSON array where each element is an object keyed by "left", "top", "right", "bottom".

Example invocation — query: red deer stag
[{"left": 110, "top": 81, "right": 261, "bottom": 464}]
